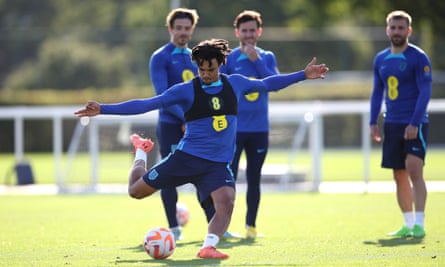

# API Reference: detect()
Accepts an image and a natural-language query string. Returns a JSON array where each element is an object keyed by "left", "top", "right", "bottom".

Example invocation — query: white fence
[{"left": 1, "top": 99, "right": 445, "bottom": 192}]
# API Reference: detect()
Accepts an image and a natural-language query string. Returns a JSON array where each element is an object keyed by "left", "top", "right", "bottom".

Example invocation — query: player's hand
[
  {"left": 74, "top": 101, "right": 101, "bottom": 117},
  {"left": 240, "top": 44, "right": 259, "bottom": 61},
  {"left": 404, "top": 124, "right": 418, "bottom": 140},
  {"left": 370, "top": 124, "right": 382, "bottom": 143},
  {"left": 304, "top": 57, "right": 329, "bottom": 79}
]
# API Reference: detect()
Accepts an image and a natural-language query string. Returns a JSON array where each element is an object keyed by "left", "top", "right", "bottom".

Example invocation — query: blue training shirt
[
  {"left": 220, "top": 47, "right": 279, "bottom": 132},
  {"left": 370, "top": 44, "right": 432, "bottom": 126},
  {"left": 100, "top": 71, "right": 306, "bottom": 163},
  {"left": 149, "top": 42, "right": 197, "bottom": 124}
]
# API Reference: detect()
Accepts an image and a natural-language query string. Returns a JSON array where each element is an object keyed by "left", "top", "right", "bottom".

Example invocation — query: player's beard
[
  {"left": 175, "top": 35, "right": 190, "bottom": 47},
  {"left": 390, "top": 35, "right": 407, "bottom": 47}
]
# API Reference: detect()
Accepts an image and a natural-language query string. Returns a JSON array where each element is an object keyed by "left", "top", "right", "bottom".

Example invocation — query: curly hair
[{"left": 191, "top": 39, "right": 232, "bottom": 67}]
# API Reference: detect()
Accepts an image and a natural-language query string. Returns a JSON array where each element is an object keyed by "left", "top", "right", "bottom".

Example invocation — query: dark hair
[
  {"left": 191, "top": 39, "right": 232, "bottom": 67},
  {"left": 166, "top": 8, "right": 199, "bottom": 28},
  {"left": 233, "top": 10, "right": 262, "bottom": 29}
]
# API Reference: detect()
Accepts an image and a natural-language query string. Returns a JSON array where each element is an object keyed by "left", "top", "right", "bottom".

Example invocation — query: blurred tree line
[
  {"left": 1, "top": 0, "right": 445, "bottom": 152},
  {"left": 1, "top": 0, "right": 444, "bottom": 92}
]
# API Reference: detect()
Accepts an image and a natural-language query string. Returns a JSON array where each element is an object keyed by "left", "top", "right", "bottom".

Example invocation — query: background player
[
  {"left": 220, "top": 10, "right": 279, "bottom": 238},
  {"left": 370, "top": 10, "right": 432, "bottom": 238},
  {"left": 149, "top": 7, "right": 208, "bottom": 241}
]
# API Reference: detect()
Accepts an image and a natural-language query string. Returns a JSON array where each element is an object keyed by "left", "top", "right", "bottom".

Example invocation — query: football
[
  {"left": 176, "top": 203, "right": 190, "bottom": 227},
  {"left": 143, "top": 227, "right": 176, "bottom": 259}
]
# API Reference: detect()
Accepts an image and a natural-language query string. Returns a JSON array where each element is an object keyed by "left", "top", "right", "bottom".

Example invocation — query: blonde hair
[
  {"left": 386, "top": 10, "right": 412, "bottom": 26},
  {"left": 166, "top": 8, "right": 199, "bottom": 28}
]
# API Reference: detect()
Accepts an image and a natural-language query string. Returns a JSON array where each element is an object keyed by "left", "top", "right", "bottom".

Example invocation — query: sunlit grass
[{"left": 1, "top": 193, "right": 444, "bottom": 266}]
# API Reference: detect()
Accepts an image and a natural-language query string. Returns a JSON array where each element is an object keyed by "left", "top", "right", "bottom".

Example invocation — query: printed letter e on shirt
[{"left": 212, "top": 115, "right": 228, "bottom": 132}]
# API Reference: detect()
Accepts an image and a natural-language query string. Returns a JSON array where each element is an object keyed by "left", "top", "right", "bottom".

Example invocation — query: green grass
[
  {"left": 1, "top": 192, "right": 444, "bottom": 266},
  {"left": 1, "top": 148, "right": 444, "bottom": 185}
]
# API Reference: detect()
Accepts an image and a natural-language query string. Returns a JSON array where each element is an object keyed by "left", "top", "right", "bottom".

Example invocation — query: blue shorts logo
[{"left": 148, "top": 169, "right": 159, "bottom": 180}]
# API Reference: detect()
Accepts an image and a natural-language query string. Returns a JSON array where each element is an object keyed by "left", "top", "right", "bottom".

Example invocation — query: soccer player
[
  {"left": 220, "top": 10, "right": 279, "bottom": 238},
  {"left": 370, "top": 10, "right": 432, "bottom": 238},
  {"left": 75, "top": 38, "right": 329, "bottom": 258},
  {"left": 149, "top": 7, "right": 204, "bottom": 241}
]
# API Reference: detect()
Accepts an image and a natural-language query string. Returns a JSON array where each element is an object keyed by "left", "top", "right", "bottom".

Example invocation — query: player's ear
[
  {"left": 257, "top": 27, "right": 263, "bottom": 37},
  {"left": 235, "top": 29, "right": 240, "bottom": 37}
]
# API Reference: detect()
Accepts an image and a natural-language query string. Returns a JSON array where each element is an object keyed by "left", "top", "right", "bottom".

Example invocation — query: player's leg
[
  {"left": 230, "top": 132, "right": 246, "bottom": 181},
  {"left": 157, "top": 122, "right": 184, "bottom": 240},
  {"left": 382, "top": 123, "right": 414, "bottom": 237},
  {"left": 161, "top": 188, "right": 181, "bottom": 239},
  {"left": 406, "top": 155, "right": 426, "bottom": 212},
  {"left": 218, "top": 133, "right": 244, "bottom": 239},
  {"left": 406, "top": 154, "right": 427, "bottom": 237},
  {"left": 128, "top": 134, "right": 157, "bottom": 199},
  {"left": 197, "top": 162, "right": 235, "bottom": 259},
  {"left": 198, "top": 186, "right": 235, "bottom": 259},
  {"left": 208, "top": 186, "right": 235, "bottom": 236},
  {"left": 244, "top": 132, "right": 268, "bottom": 238},
  {"left": 394, "top": 169, "right": 414, "bottom": 213},
  {"left": 388, "top": 168, "right": 414, "bottom": 236},
  {"left": 200, "top": 195, "right": 216, "bottom": 223},
  {"left": 405, "top": 123, "right": 428, "bottom": 238}
]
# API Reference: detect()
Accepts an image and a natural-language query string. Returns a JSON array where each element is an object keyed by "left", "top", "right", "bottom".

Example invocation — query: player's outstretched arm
[
  {"left": 304, "top": 57, "right": 329, "bottom": 79},
  {"left": 74, "top": 101, "right": 101, "bottom": 117}
]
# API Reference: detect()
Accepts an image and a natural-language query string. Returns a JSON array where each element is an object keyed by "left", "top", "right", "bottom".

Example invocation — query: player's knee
[{"left": 128, "top": 187, "right": 145, "bottom": 199}]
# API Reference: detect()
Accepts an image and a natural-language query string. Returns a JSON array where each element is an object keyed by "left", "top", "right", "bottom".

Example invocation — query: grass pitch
[{"left": 1, "top": 192, "right": 444, "bottom": 266}]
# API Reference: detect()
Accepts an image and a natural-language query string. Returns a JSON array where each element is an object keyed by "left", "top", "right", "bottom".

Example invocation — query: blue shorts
[
  {"left": 382, "top": 122, "right": 428, "bottom": 169},
  {"left": 142, "top": 150, "right": 235, "bottom": 203}
]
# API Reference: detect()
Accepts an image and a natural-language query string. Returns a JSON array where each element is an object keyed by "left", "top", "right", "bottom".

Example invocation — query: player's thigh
[
  {"left": 143, "top": 151, "right": 194, "bottom": 189},
  {"left": 195, "top": 162, "right": 235, "bottom": 204},
  {"left": 382, "top": 123, "right": 405, "bottom": 169}
]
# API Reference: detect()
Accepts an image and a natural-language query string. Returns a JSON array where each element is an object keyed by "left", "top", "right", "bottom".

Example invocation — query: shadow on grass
[
  {"left": 118, "top": 239, "right": 298, "bottom": 266},
  {"left": 175, "top": 240, "right": 202, "bottom": 248},
  {"left": 363, "top": 236, "right": 424, "bottom": 247},
  {"left": 114, "top": 257, "right": 224, "bottom": 266},
  {"left": 220, "top": 237, "right": 258, "bottom": 248},
  {"left": 124, "top": 239, "right": 202, "bottom": 251}
]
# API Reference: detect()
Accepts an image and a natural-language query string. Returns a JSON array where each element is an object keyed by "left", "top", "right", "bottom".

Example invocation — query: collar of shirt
[
  {"left": 201, "top": 79, "right": 222, "bottom": 88},
  {"left": 236, "top": 53, "right": 250, "bottom": 62},
  {"left": 172, "top": 47, "right": 190, "bottom": 55}
]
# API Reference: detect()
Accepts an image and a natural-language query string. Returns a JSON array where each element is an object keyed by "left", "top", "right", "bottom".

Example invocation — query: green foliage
[
  {"left": 4, "top": 39, "right": 137, "bottom": 90},
  {"left": 124, "top": 0, "right": 170, "bottom": 27},
  {"left": 1, "top": 193, "right": 444, "bottom": 266},
  {"left": 2, "top": 0, "right": 445, "bottom": 91}
]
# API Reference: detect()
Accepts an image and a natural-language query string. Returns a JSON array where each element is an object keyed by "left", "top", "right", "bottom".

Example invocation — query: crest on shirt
[
  {"left": 399, "top": 62, "right": 407, "bottom": 72},
  {"left": 424, "top": 65, "right": 431, "bottom": 75},
  {"left": 212, "top": 115, "right": 228, "bottom": 132},
  {"left": 182, "top": 69, "right": 195, "bottom": 82},
  {"left": 245, "top": 92, "right": 259, "bottom": 101}
]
